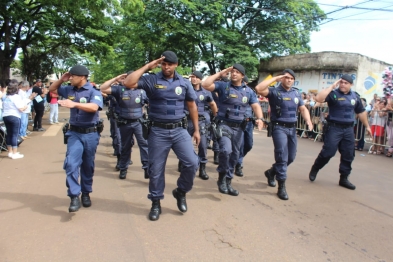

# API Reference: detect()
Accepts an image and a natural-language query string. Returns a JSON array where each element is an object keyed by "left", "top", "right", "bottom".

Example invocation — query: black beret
[
  {"left": 233, "top": 63, "right": 245, "bottom": 75},
  {"left": 69, "top": 65, "right": 89, "bottom": 76},
  {"left": 161, "top": 51, "right": 178, "bottom": 63},
  {"left": 282, "top": 69, "right": 296, "bottom": 79},
  {"left": 243, "top": 75, "right": 249, "bottom": 83},
  {"left": 191, "top": 71, "right": 203, "bottom": 80},
  {"left": 341, "top": 74, "right": 353, "bottom": 84}
]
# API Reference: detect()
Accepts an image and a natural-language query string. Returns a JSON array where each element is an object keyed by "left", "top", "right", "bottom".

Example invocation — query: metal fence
[{"left": 259, "top": 101, "right": 393, "bottom": 156}]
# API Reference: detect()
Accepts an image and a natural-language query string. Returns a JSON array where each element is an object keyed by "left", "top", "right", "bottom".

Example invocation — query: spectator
[
  {"left": 385, "top": 98, "right": 393, "bottom": 157},
  {"left": 369, "top": 97, "right": 388, "bottom": 154},
  {"left": 32, "top": 79, "right": 48, "bottom": 131},
  {"left": 18, "top": 81, "right": 36, "bottom": 139},
  {"left": 370, "top": 93, "right": 378, "bottom": 108},
  {"left": 0, "top": 83, "right": 5, "bottom": 121},
  {"left": 2, "top": 80, "right": 28, "bottom": 159},
  {"left": 48, "top": 88, "right": 59, "bottom": 124}
]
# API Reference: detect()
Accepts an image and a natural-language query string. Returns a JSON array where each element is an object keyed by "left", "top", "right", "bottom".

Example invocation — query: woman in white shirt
[{"left": 2, "top": 80, "right": 34, "bottom": 159}]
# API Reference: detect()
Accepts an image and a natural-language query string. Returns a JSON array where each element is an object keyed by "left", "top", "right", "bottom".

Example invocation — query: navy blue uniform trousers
[
  {"left": 238, "top": 121, "right": 254, "bottom": 165},
  {"left": 272, "top": 125, "right": 297, "bottom": 181},
  {"left": 110, "top": 117, "right": 121, "bottom": 155},
  {"left": 313, "top": 125, "right": 355, "bottom": 175},
  {"left": 147, "top": 126, "right": 198, "bottom": 200},
  {"left": 64, "top": 131, "right": 100, "bottom": 196}
]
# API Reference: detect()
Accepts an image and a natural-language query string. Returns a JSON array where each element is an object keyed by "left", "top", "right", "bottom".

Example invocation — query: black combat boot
[
  {"left": 115, "top": 154, "right": 120, "bottom": 171},
  {"left": 149, "top": 200, "right": 161, "bottom": 221},
  {"left": 144, "top": 168, "right": 149, "bottom": 179},
  {"left": 339, "top": 174, "right": 356, "bottom": 190},
  {"left": 213, "top": 151, "right": 219, "bottom": 165},
  {"left": 217, "top": 172, "right": 228, "bottom": 194},
  {"left": 264, "top": 167, "right": 276, "bottom": 187},
  {"left": 177, "top": 161, "right": 182, "bottom": 172},
  {"left": 119, "top": 169, "right": 127, "bottom": 179},
  {"left": 226, "top": 177, "right": 239, "bottom": 196},
  {"left": 309, "top": 166, "right": 319, "bottom": 182},
  {"left": 234, "top": 163, "right": 244, "bottom": 177},
  {"left": 172, "top": 188, "right": 187, "bottom": 213},
  {"left": 81, "top": 193, "right": 91, "bottom": 207},
  {"left": 69, "top": 196, "right": 81, "bottom": 212},
  {"left": 277, "top": 180, "right": 289, "bottom": 200},
  {"left": 199, "top": 163, "right": 209, "bottom": 180}
]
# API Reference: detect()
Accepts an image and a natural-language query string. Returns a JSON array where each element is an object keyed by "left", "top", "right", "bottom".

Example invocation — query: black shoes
[
  {"left": 149, "top": 200, "right": 161, "bottom": 221},
  {"left": 115, "top": 154, "right": 120, "bottom": 171},
  {"left": 172, "top": 188, "right": 187, "bottom": 213},
  {"left": 144, "top": 169, "right": 149, "bottom": 179},
  {"left": 234, "top": 163, "right": 243, "bottom": 177},
  {"left": 33, "top": 128, "right": 38, "bottom": 131},
  {"left": 264, "top": 168, "right": 276, "bottom": 187},
  {"left": 226, "top": 178, "right": 239, "bottom": 196},
  {"left": 199, "top": 163, "right": 209, "bottom": 180},
  {"left": 309, "top": 166, "right": 319, "bottom": 182},
  {"left": 339, "top": 174, "right": 356, "bottom": 190},
  {"left": 213, "top": 151, "right": 219, "bottom": 165},
  {"left": 277, "top": 180, "right": 289, "bottom": 200},
  {"left": 69, "top": 196, "right": 81, "bottom": 212},
  {"left": 81, "top": 193, "right": 91, "bottom": 207},
  {"left": 119, "top": 169, "right": 127, "bottom": 179},
  {"left": 217, "top": 172, "right": 228, "bottom": 194}
]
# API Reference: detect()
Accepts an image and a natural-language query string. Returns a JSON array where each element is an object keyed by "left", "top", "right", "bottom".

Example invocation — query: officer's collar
[
  {"left": 230, "top": 81, "right": 247, "bottom": 89},
  {"left": 157, "top": 71, "right": 181, "bottom": 81},
  {"left": 72, "top": 81, "right": 93, "bottom": 91},
  {"left": 277, "top": 84, "right": 293, "bottom": 92},
  {"left": 336, "top": 88, "right": 352, "bottom": 95}
]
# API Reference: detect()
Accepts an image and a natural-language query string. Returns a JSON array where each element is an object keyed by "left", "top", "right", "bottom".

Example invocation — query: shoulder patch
[{"left": 94, "top": 95, "right": 101, "bottom": 101}]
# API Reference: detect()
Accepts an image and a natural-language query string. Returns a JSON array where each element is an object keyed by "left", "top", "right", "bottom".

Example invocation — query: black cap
[
  {"left": 282, "top": 69, "right": 296, "bottom": 79},
  {"left": 69, "top": 65, "right": 89, "bottom": 76},
  {"left": 243, "top": 75, "right": 249, "bottom": 83},
  {"left": 191, "top": 71, "right": 203, "bottom": 80},
  {"left": 233, "top": 64, "right": 245, "bottom": 75},
  {"left": 341, "top": 74, "right": 353, "bottom": 84},
  {"left": 161, "top": 51, "right": 178, "bottom": 64}
]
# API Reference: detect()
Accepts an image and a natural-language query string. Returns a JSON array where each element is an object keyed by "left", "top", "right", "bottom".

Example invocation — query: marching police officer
[
  {"left": 202, "top": 64, "right": 264, "bottom": 196},
  {"left": 101, "top": 73, "right": 149, "bottom": 180},
  {"left": 256, "top": 69, "right": 312, "bottom": 200},
  {"left": 308, "top": 74, "right": 371, "bottom": 190},
  {"left": 49, "top": 65, "right": 103, "bottom": 212},
  {"left": 123, "top": 51, "right": 200, "bottom": 221},
  {"left": 184, "top": 71, "right": 217, "bottom": 180},
  {"left": 234, "top": 75, "right": 255, "bottom": 177}
]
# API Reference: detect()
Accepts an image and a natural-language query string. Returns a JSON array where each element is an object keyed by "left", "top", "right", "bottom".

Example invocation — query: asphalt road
[{"left": 0, "top": 106, "right": 391, "bottom": 262}]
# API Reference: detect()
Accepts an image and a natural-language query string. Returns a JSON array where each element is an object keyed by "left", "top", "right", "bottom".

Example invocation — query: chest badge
[
  {"left": 351, "top": 99, "right": 355, "bottom": 105},
  {"left": 242, "top": 97, "right": 248, "bottom": 103},
  {"left": 79, "top": 97, "right": 87, "bottom": 103},
  {"left": 229, "top": 94, "right": 238, "bottom": 98},
  {"left": 294, "top": 98, "right": 299, "bottom": 104},
  {"left": 135, "top": 97, "right": 141, "bottom": 103},
  {"left": 175, "top": 86, "right": 182, "bottom": 95},
  {"left": 199, "top": 95, "right": 204, "bottom": 101}
]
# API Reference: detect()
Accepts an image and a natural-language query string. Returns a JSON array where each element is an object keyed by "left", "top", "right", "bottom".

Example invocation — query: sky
[{"left": 309, "top": 0, "right": 393, "bottom": 65}]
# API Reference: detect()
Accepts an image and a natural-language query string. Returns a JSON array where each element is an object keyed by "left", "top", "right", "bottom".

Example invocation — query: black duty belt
[
  {"left": 220, "top": 120, "right": 242, "bottom": 128},
  {"left": 70, "top": 125, "right": 97, "bottom": 134},
  {"left": 152, "top": 121, "right": 183, "bottom": 129},
  {"left": 327, "top": 121, "right": 353, "bottom": 128},
  {"left": 125, "top": 118, "right": 139, "bottom": 123},
  {"left": 273, "top": 122, "right": 296, "bottom": 128}
]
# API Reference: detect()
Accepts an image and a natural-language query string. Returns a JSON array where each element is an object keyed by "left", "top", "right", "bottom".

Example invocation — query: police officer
[
  {"left": 234, "top": 75, "right": 255, "bottom": 177},
  {"left": 256, "top": 69, "right": 313, "bottom": 200},
  {"left": 183, "top": 71, "right": 217, "bottom": 180},
  {"left": 49, "top": 65, "right": 103, "bottom": 212},
  {"left": 123, "top": 51, "right": 199, "bottom": 221},
  {"left": 202, "top": 64, "right": 264, "bottom": 196},
  {"left": 101, "top": 73, "right": 149, "bottom": 179},
  {"left": 308, "top": 74, "right": 371, "bottom": 190},
  {"left": 211, "top": 91, "right": 220, "bottom": 165}
]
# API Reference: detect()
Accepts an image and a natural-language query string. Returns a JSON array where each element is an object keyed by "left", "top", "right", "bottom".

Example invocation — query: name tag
[
  {"left": 229, "top": 94, "right": 238, "bottom": 98},
  {"left": 155, "top": 85, "right": 167, "bottom": 89},
  {"left": 122, "top": 97, "right": 130, "bottom": 100},
  {"left": 68, "top": 96, "right": 75, "bottom": 101},
  {"left": 338, "top": 98, "right": 346, "bottom": 101},
  {"left": 283, "top": 98, "right": 291, "bottom": 101}
]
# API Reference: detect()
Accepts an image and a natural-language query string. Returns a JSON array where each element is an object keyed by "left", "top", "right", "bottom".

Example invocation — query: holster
[
  {"left": 139, "top": 118, "right": 151, "bottom": 140},
  {"left": 265, "top": 121, "right": 272, "bottom": 137},
  {"left": 62, "top": 123, "right": 70, "bottom": 144},
  {"left": 116, "top": 117, "right": 128, "bottom": 126},
  {"left": 182, "top": 116, "right": 188, "bottom": 129},
  {"left": 212, "top": 120, "right": 223, "bottom": 139},
  {"left": 96, "top": 119, "right": 104, "bottom": 134},
  {"left": 240, "top": 118, "right": 248, "bottom": 131}
]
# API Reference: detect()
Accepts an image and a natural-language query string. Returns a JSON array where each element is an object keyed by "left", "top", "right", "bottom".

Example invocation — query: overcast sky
[{"left": 309, "top": 0, "right": 393, "bottom": 65}]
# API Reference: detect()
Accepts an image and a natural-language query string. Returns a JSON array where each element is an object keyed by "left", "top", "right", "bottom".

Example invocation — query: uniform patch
[
  {"left": 68, "top": 96, "right": 75, "bottom": 100},
  {"left": 155, "top": 84, "right": 166, "bottom": 89},
  {"left": 242, "top": 97, "right": 248, "bottom": 103},
  {"left": 283, "top": 98, "right": 291, "bottom": 101},
  {"left": 199, "top": 95, "right": 204, "bottom": 101},
  {"left": 135, "top": 97, "right": 141, "bottom": 103},
  {"left": 122, "top": 96, "right": 130, "bottom": 100},
  {"left": 80, "top": 97, "right": 87, "bottom": 103},
  {"left": 229, "top": 94, "right": 238, "bottom": 98},
  {"left": 351, "top": 99, "right": 355, "bottom": 105},
  {"left": 175, "top": 86, "right": 182, "bottom": 95},
  {"left": 338, "top": 98, "right": 346, "bottom": 101},
  {"left": 294, "top": 98, "right": 299, "bottom": 104},
  {"left": 94, "top": 95, "right": 101, "bottom": 101}
]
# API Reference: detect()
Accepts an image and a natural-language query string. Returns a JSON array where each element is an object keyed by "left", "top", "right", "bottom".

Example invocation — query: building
[{"left": 258, "top": 52, "right": 391, "bottom": 102}]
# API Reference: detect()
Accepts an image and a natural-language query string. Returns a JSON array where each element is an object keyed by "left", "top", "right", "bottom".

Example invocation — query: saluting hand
[
  {"left": 193, "top": 131, "right": 201, "bottom": 147},
  {"left": 116, "top": 74, "right": 127, "bottom": 82},
  {"left": 220, "top": 67, "right": 233, "bottom": 78},
  {"left": 61, "top": 72, "right": 71, "bottom": 82},
  {"left": 275, "top": 74, "right": 286, "bottom": 82},
  {"left": 147, "top": 57, "right": 166, "bottom": 70},
  {"left": 58, "top": 99, "right": 76, "bottom": 108}
]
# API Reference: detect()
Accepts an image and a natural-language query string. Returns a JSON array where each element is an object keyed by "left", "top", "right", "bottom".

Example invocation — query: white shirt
[
  {"left": 0, "top": 90, "right": 3, "bottom": 109},
  {"left": 18, "top": 89, "right": 32, "bottom": 113},
  {"left": 3, "top": 94, "right": 25, "bottom": 118}
]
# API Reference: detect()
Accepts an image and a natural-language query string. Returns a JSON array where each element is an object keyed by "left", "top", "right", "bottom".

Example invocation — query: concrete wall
[{"left": 258, "top": 52, "right": 391, "bottom": 102}]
